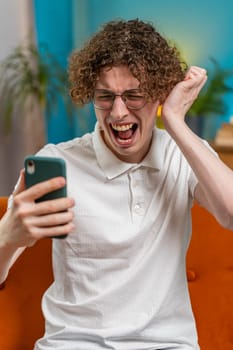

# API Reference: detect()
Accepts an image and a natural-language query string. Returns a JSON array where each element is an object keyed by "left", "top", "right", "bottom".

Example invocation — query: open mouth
[{"left": 111, "top": 123, "right": 138, "bottom": 145}]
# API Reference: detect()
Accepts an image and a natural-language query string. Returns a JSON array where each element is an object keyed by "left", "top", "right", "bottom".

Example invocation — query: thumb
[{"left": 13, "top": 169, "right": 26, "bottom": 195}]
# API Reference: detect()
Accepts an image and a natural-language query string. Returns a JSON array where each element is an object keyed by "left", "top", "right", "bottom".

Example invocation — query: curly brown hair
[{"left": 69, "top": 19, "right": 187, "bottom": 105}]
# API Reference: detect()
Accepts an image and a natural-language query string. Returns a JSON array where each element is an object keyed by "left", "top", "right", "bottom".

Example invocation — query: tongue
[{"left": 118, "top": 129, "right": 133, "bottom": 140}]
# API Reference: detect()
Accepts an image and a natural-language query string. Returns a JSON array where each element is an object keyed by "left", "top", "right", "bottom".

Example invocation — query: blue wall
[
  {"left": 34, "top": 0, "right": 233, "bottom": 142},
  {"left": 73, "top": 0, "right": 233, "bottom": 69},
  {"left": 33, "top": 0, "right": 75, "bottom": 143}
]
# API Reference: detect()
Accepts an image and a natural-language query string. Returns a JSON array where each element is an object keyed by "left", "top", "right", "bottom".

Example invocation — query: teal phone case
[
  {"left": 24, "top": 156, "right": 67, "bottom": 239},
  {"left": 24, "top": 156, "right": 67, "bottom": 201}
]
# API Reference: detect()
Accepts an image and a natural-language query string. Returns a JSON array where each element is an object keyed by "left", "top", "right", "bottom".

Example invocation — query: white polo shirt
[{"left": 34, "top": 123, "right": 200, "bottom": 350}]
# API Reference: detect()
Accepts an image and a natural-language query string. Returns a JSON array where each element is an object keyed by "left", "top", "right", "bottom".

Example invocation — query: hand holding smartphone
[{"left": 24, "top": 155, "right": 68, "bottom": 239}]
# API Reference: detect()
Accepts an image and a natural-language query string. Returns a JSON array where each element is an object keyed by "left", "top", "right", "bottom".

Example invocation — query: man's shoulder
[
  {"left": 57, "top": 132, "right": 93, "bottom": 151},
  {"left": 154, "top": 127, "right": 177, "bottom": 150},
  {"left": 37, "top": 132, "right": 94, "bottom": 158}
]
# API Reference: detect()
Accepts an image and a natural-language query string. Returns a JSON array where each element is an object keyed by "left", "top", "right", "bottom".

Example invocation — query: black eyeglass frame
[{"left": 93, "top": 89, "right": 147, "bottom": 111}]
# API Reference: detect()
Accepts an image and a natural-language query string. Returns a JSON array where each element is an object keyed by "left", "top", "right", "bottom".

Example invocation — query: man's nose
[{"left": 110, "top": 95, "right": 128, "bottom": 120}]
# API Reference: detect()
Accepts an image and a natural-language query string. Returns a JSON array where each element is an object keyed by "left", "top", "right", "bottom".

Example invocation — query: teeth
[{"left": 112, "top": 123, "right": 133, "bottom": 131}]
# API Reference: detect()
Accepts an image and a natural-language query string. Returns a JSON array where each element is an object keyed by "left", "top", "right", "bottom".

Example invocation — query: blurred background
[{"left": 1, "top": 0, "right": 233, "bottom": 195}]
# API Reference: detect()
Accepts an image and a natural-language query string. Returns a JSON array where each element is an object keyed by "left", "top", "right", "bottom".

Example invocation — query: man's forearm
[{"left": 166, "top": 119, "right": 233, "bottom": 228}]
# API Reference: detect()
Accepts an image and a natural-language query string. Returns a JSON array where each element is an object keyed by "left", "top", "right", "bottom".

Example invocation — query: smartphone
[{"left": 24, "top": 155, "right": 68, "bottom": 239}]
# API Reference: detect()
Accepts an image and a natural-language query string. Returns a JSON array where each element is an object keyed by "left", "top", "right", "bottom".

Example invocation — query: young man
[{"left": 1, "top": 19, "right": 233, "bottom": 350}]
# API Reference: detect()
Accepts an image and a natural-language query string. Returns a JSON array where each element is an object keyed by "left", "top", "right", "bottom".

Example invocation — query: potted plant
[{"left": 0, "top": 43, "right": 72, "bottom": 145}]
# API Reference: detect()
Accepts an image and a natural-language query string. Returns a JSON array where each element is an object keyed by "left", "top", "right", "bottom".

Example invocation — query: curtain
[{"left": 0, "top": 0, "right": 45, "bottom": 195}]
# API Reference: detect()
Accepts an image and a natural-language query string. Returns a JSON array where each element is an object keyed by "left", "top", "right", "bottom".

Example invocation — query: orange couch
[
  {"left": 187, "top": 205, "right": 233, "bottom": 349},
  {"left": 0, "top": 196, "right": 233, "bottom": 350},
  {"left": 0, "top": 197, "right": 53, "bottom": 350}
]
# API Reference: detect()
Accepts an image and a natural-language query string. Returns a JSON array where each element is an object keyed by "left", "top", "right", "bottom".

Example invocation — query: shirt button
[{"left": 134, "top": 203, "right": 144, "bottom": 215}]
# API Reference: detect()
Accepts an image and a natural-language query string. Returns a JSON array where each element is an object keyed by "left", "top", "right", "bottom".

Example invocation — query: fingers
[
  {"left": 161, "top": 65, "right": 208, "bottom": 127},
  {"left": 185, "top": 66, "right": 207, "bottom": 78},
  {"left": 14, "top": 195, "right": 75, "bottom": 216},
  {"left": 29, "top": 222, "right": 75, "bottom": 239},
  {"left": 20, "top": 209, "right": 75, "bottom": 240},
  {"left": 17, "top": 176, "right": 67, "bottom": 203},
  {"left": 182, "top": 66, "right": 207, "bottom": 106},
  {"left": 10, "top": 196, "right": 75, "bottom": 242},
  {"left": 28, "top": 210, "right": 74, "bottom": 228},
  {"left": 1, "top": 170, "right": 77, "bottom": 249},
  {"left": 9, "top": 176, "right": 76, "bottom": 242},
  {"left": 184, "top": 66, "right": 207, "bottom": 85}
]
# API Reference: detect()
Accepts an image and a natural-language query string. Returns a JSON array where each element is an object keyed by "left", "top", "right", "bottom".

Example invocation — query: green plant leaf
[{"left": 0, "top": 43, "right": 74, "bottom": 132}]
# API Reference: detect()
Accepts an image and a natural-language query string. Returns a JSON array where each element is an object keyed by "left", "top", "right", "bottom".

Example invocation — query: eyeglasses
[{"left": 93, "top": 89, "right": 147, "bottom": 110}]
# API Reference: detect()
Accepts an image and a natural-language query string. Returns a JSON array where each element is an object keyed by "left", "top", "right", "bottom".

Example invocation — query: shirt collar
[{"left": 93, "top": 122, "right": 162, "bottom": 180}]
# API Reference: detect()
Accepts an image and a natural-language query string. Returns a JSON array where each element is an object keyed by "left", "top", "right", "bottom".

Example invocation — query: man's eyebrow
[
  {"left": 124, "top": 89, "right": 142, "bottom": 93},
  {"left": 95, "top": 88, "right": 142, "bottom": 93},
  {"left": 95, "top": 89, "right": 114, "bottom": 92}
]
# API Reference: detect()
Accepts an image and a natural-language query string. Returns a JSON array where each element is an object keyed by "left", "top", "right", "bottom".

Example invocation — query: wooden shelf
[{"left": 210, "top": 142, "right": 233, "bottom": 170}]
